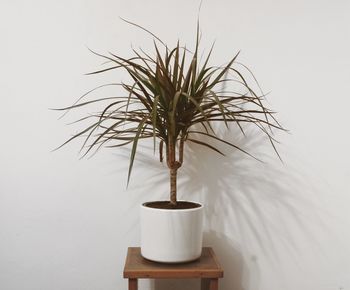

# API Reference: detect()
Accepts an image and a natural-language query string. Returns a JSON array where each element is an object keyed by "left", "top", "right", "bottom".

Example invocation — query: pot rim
[{"left": 141, "top": 200, "right": 203, "bottom": 212}]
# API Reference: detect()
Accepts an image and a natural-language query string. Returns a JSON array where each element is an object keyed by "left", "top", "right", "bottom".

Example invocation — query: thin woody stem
[
  {"left": 168, "top": 132, "right": 176, "bottom": 205},
  {"left": 159, "top": 140, "right": 163, "bottom": 162}
]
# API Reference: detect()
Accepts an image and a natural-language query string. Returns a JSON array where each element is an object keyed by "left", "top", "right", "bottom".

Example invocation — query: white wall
[{"left": 1, "top": 1, "right": 349, "bottom": 290}]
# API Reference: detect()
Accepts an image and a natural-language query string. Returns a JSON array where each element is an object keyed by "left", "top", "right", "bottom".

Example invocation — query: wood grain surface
[{"left": 123, "top": 247, "right": 224, "bottom": 279}]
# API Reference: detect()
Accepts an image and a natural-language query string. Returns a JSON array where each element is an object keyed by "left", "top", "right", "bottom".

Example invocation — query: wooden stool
[{"left": 123, "top": 247, "right": 224, "bottom": 290}]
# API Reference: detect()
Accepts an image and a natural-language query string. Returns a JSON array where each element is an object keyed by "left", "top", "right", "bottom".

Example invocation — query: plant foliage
[{"left": 55, "top": 21, "right": 285, "bottom": 205}]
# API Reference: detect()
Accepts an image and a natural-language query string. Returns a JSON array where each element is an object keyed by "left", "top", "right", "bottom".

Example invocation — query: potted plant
[{"left": 55, "top": 21, "right": 284, "bottom": 263}]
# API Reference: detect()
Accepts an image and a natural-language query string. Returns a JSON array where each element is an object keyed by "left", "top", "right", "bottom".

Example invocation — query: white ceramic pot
[{"left": 140, "top": 201, "right": 203, "bottom": 263}]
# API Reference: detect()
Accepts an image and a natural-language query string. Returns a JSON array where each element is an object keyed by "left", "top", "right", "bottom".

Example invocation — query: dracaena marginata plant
[{"left": 55, "top": 21, "right": 285, "bottom": 207}]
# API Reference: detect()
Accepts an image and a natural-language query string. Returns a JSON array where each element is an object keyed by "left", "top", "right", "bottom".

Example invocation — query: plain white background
[{"left": 1, "top": 0, "right": 349, "bottom": 289}]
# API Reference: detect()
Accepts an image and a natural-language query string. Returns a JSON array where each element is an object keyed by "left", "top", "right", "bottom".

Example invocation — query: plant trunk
[
  {"left": 168, "top": 137, "right": 179, "bottom": 206},
  {"left": 167, "top": 136, "right": 184, "bottom": 206},
  {"left": 170, "top": 167, "right": 177, "bottom": 205}
]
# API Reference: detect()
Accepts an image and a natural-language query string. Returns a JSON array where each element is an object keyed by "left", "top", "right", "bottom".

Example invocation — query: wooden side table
[{"left": 123, "top": 247, "right": 224, "bottom": 290}]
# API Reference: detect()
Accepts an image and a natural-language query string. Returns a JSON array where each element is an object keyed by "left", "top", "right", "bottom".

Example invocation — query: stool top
[{"left": 123, "top": 247, "right": 223, "bottom": 279}]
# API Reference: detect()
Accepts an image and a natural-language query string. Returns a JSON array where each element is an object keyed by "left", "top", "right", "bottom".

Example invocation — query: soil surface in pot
[{"left": 143, "top": 201, "right": 201, "bottom": 210}]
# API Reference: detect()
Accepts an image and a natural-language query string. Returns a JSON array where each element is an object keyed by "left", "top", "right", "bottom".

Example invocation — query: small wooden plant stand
[{"left": 123, "top": 247, "right": 224, "bottom": 290}]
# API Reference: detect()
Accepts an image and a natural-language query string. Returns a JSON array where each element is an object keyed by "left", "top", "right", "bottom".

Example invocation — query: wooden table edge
[
  {"left": 123, "top": 269, "right": 223, "bottom": 279},
  {"left": 123, "top": 246, "right": 224, "bottom": 279}
]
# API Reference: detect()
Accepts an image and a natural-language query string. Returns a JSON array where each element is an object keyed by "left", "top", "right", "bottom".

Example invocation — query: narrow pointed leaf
[{"left": 127, "top": 118, "right": 147, "bottom": 186}]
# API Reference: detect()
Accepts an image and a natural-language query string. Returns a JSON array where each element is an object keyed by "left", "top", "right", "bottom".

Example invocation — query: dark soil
[{"left": 143, "top": 201, "right": 202, "bottom": 210}]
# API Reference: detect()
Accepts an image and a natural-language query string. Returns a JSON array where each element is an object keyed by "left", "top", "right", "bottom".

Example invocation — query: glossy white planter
[{"left": 140, "top": 201, "right": 203, "bottom": 263}]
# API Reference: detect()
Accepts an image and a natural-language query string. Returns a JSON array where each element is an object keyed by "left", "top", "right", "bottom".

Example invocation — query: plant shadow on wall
[
  {"left": 181, "top": 128, "right": 281, "bottom": 290},
  {"left": 149, "top": 126, "right": 325, "bottom": 290}
]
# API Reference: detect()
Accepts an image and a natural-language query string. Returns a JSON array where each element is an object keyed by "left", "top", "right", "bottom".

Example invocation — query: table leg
[
  {"left": 209, "top": 278, "right": 218, "bottom": 290},
  {"left": 128, "top": 278, "right": 138, "bottom": 290},
  {"left": 201, "top": 278, "right": 218, "bottom": 290},
  {"left": 201, "top": 278, "right": 209, "bottom": 290}
]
